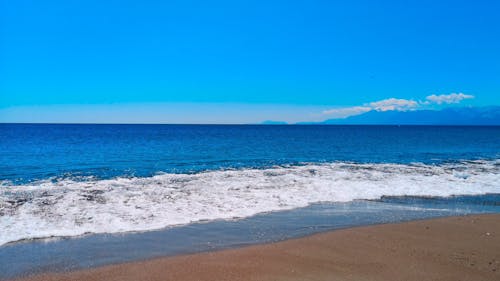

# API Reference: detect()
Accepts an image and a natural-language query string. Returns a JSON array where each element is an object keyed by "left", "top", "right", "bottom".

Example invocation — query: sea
[{"left": 0, "top": 124, "right": 499, "bottom": 278}]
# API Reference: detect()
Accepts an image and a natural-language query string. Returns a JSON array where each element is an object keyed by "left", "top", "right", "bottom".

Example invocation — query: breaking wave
[{"left": 1, "top": 160, "right": 499, "bottom": 246}]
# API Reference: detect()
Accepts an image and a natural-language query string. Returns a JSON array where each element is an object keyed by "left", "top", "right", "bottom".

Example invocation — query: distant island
[{"left": 262, "top": 106, "right": 500, "bottom": 125}]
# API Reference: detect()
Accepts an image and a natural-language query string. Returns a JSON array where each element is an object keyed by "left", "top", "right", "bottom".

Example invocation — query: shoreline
[{"left": 12, "top": 214, "right": 500, "bottom": 281}]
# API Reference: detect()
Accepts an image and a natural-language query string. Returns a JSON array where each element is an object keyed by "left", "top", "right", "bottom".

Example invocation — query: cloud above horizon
[
  {"left": 322, "top": 93, "right": 474, "bottom": 119},
  {"left": 368, "top": 98, "right": 419, "bottom": 111},
  {"left": 322, "top": 106, "right": 372, "bottom": 117},
  {"left": 425, "top": 93, "right": 474, "bottom": 104}
]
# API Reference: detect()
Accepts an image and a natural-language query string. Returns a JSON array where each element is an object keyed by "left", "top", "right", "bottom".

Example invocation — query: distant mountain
[
  {"left": 303, "top": 106, "right": 500, "bottom": 125},
  {"left": 261, "top": 120, "right": 288, "bottom": 125}
]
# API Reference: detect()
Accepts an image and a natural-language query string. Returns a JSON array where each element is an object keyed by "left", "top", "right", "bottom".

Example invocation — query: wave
[{"left": 1, "top": 160, "right": 499, "bottom": 246}]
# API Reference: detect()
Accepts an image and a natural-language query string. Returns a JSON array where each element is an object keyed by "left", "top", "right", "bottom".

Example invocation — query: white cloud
[
  {"left": 425, "top": 93, "right": 474, "bottom": 104},
  {"left": 322, "top": 106, "right": 372, "bottom": 118},
  {"left": 322, "top": 92, "right": 474, "bottom": 119},
  {"left": 322, "top": 98, "right": 417, "bottom": 118},
  {"left": 368, "top": 98, "right": 419, "bottom": 112}
]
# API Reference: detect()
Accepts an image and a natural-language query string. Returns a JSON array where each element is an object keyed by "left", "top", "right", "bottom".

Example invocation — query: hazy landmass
[{"left": 292, "top": 106, "right": 500, "bottom": 125}]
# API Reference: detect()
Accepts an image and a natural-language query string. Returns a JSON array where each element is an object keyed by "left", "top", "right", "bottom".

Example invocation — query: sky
[{"left": 1, "top": 0, "right": 499, "bottom": 123}]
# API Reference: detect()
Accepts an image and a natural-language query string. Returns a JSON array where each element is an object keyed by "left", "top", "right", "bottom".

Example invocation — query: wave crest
[{"left": 1, "top": 160, "right": 499, "bottom": 246}]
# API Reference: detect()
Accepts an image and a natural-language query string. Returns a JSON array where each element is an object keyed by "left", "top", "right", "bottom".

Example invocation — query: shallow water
[
  {"left": 1, "top": 160, "right": 499, "bottom": 247},
  {"left": 1, "top": 194, "right": 499, "bottom": 279}
]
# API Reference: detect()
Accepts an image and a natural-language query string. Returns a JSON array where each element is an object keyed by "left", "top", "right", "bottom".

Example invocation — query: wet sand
[{"left": 16, "top": 214, "right": 500, "bottom": 281}]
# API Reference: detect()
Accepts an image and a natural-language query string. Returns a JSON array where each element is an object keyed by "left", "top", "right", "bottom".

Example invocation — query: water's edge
[
  {"left": 1, "top": 195, "right": 499, "bottom": 280},
  {"left": 2, "top": 160, "right": 499, "bottom": 247}
]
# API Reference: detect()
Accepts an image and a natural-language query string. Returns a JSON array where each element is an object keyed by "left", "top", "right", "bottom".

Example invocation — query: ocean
[{"left": 1, "top": 124, "right": 499, "bottom": 277}]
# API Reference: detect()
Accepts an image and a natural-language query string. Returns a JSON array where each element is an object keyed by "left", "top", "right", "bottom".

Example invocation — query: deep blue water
[{"left": 1, "top": 124, "right": 499, "bottom": 183}]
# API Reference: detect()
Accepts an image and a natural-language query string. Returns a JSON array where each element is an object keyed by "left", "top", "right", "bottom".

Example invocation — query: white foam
[{"left": 1, "top": 160, "right": 499, "bottom": 246}]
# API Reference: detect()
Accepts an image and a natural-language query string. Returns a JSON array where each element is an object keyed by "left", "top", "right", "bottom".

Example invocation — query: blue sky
[{"left": 1, "top": 0, "right": 499, "bottom": 123}]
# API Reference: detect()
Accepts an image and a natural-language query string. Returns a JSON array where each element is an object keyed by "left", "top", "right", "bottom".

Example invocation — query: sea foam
[{"left": 1, "top": 160, "right": 499, "bottom": 246}]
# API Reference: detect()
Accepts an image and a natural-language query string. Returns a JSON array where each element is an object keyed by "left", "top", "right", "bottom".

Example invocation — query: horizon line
[{"left": 1, "top": 122, "right": 499, "bottom": 127}]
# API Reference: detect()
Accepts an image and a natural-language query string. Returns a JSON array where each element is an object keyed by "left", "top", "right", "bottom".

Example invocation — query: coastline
[{"left": 13, "top": 214, "right": 500, "bottom": 281}]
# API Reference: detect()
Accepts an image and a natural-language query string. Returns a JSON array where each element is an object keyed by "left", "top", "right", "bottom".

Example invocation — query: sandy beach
[{"left": 14, "top": 214, "right": 500, "bottom": 281}]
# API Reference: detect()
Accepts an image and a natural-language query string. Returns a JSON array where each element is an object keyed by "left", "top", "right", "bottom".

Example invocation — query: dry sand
[{"left": 16, "top": 214, "right": 500, "bottom": 281}]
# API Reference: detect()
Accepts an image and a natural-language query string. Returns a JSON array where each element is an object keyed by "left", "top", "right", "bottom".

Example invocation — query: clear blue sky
[{"left": 1, "top": 0, "right": 499, "bottom": 123}]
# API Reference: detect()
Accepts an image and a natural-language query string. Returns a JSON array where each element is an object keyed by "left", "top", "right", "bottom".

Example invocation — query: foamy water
[{"left": 1, "top": 160, "right": 499, "bottom": 246}]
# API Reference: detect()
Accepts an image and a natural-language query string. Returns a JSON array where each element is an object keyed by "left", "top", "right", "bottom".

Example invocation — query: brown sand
[{"left": 16, "top": 214, "right": 500, "bottom": 281}]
